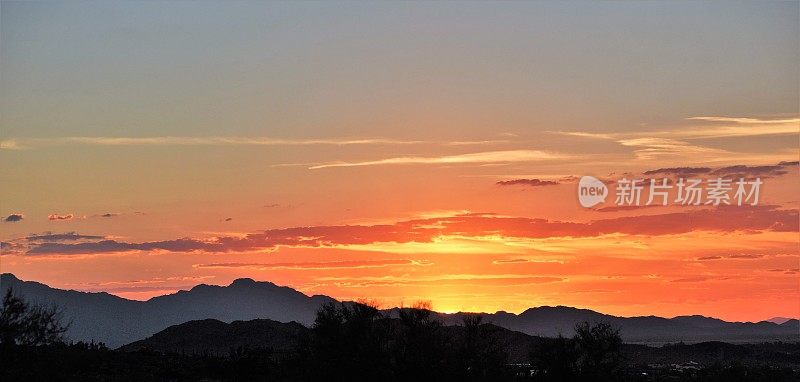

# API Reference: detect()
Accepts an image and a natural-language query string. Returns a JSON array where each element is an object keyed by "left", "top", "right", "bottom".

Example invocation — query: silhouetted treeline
[
  {"left": 2, "top": 297, "right": 798, "bottom": 381},
  {"left": 307, "top": 301, "right": 512, "bottom": 380}
]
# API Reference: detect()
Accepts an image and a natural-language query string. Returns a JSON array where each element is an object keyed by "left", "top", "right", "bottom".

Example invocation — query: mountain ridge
[
  {"left": 120, "top": 318, "right": 308, "bottom": 355},
  {"left": 2, "top": 273, "right": 797, "bottom": 348},
  {"left": 1, "top": 273, "right": 335, "bottom": 348},
  {"left": 119, "top": 317, "right": 800, "bottom": 368}
]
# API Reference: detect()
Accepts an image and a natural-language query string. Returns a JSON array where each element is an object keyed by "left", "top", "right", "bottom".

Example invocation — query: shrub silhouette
[{"left": 0, "top": 288, "right": 68, "bottom": 346}]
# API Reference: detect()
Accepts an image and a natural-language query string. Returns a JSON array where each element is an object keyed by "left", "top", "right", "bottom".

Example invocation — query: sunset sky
[{"left": 1, "top": 1, "right": 798, "bottom": 322}]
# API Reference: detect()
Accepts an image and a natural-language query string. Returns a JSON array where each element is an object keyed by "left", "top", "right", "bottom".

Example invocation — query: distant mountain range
[
  {"left": 431, "top": 308, "right": 798, "bottom": 346},
  {"left": 2, "top": 273, "right": 797, "bottom": 348},
  {"left": 1, "top": 273, "right": 333, "bottom": 348},
  {"left": 767, "top": 317, "right": 796, "bottom": 325}
]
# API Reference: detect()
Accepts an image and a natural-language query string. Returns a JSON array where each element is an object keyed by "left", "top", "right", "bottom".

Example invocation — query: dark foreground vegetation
[{"left": 2, "top": 291, "right": 798, "bottom": 381}]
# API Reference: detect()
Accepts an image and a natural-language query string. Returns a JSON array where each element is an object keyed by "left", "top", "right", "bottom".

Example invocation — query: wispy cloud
[
  {"left": 0, "top": 136, "right": 424, "bottom": 149},
  {"left": 194, "top": 259, "right": 432, "bottom": 271},
  {"left": 308, "top": 150, "right": 565, "bottom": 169},
  {"left": 697, "top": 253, "right": 769, "bottom": 261},
  {"left": 553, "top": 131, "right": 615, "bottom": 140},
  {"left": 592, "top": 205, "right": 666, "bottom": 213},
  {"left": 315, "top": 274, "right": 564, "bottom": 288},
  {"left": 643, "top": 167, "right": 713, "bottom": 176},
  {"left": 0, "top": 137, "right": 520, "bottom": 150},
  {"left": 711, "top": 162, "right": 798, "bottom": 178},
  {"left": 617, "top": 138, "right": 732, "bottom": 161},
  {"left": 687, "top": 117, "right": 798, "bottom": 124},
  {"left": 491, "top": 258, "right": 564, "bottom": 265},
  {"left": 442, "top": 140, "right": 510, "bottom": 146},
  {"left": 677, "top": 116, "right": 799, "bottom": 139},
  {"left": 556, "top": 116, "right": 799, "bottom": 142},
  {"left": 48, "top": 213, "right": 74, "bottom": 221},
  {"left": 26, "top": 232, "right": 104, "bottom": 241},
  {"left": 640, "top": 161, "right": 797, "bottom": 179},
  {"left": 551, "top": 116, "right": 799, "bottom": 162},
  {"left": 0, "top": 140, "right": 23, "bottom": 150},
  {"left": 496, "top": 178, "right": 559, "bottom": 187}
]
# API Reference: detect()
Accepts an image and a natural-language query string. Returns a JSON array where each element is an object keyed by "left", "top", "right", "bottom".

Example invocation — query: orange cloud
[
  {"left": 194, "top": 259, "right": 432, "bottom": 270},
  {"left": 496, "top": 179, "right": 559, "bottom": 187},
  {"left": 22, "top": 206, "right": 798, "bottom": 255},
  {"left": 48, "top": 213, "right": 74, "bottom": 221}
]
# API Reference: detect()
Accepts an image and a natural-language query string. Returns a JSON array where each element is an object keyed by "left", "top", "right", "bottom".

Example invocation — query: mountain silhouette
[
  {"left": 119, "top": 316, "right": 800, "bottom": 368},
  {"left": 767, "top": 316, "right": 796, "bottom": 324},
  {"left": 121, "top": 315, "right": 539, "bottom": 363},
  {"left": 1, "top": 273, "right": 334, "bottom": 348},
  {"left": 120, "top": 318, "right": 307, "bottom": 355},
  {"left": 2, "top": 273, "right": 797, "bottom": 348},
  {"left": 434, "top": 308, "right": 799, "bottom": 345}
]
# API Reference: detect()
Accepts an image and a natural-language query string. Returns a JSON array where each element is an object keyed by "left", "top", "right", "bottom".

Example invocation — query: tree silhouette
[
  {"left": 394, "top": 301, "right": 447, "bottom": 379},
  {"left": 0, "top": 289, "right": 68, "bottom": 346},
  {"left": 530, "top": 334, "right": 579, "bottom": 380},
  {"left": 455, "top": 314, "right": 510, "bottom": 380},
  {"left": 574, "top": 321, "right": 623, "bottom": 380},
  {"left": 307, "top": 300, "right": 511, "bottom": 380},
  {"left": 309, "top": 301, "right": 392, "bottom": 380},
  {"left": 530, "top": 321, "right": 623, "bottom": 381}
]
